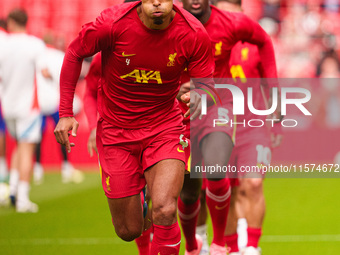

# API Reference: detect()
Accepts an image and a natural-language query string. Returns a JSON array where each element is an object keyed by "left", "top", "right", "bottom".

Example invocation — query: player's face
[
  {"left": 181, "top": 0, "right": 210, "bottom": 18},
  {"left": 141, "top": 0, "right": 173, "bottom": 26}
]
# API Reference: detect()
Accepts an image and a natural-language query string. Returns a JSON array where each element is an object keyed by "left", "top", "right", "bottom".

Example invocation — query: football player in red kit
[
  {"left": 54, "top": 1, "right": 215, "bottom": 254},
  {"left": 219, "top": 1, "right": 282, "bottom": 254},
  {"left": 179, "top": 0, "right": 278, "bottom": 254}
]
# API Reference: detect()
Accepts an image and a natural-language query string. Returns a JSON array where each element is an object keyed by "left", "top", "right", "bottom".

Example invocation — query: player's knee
[
  {"left": 153, "top": 201, "right": 177, "bottom": 225},
  {"left": 201, "top": 133, "right": 233, "bottom": 164},
  {"left": 115, "top": 225, "right": 142, "bottom": 242},
  {"left": 244, "top": 178, "right": 263, "bottom": 196}
]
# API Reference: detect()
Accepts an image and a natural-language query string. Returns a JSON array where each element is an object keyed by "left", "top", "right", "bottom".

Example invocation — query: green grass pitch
[{"left": 0, "top": 171, "right": 339, "bottom": 254}]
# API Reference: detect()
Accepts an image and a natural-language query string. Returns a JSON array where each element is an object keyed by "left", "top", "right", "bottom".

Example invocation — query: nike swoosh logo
[
  {"left": 177, "top": 147, "right": 184, "bottom": 153},
  {"left": 122, "top": 52, "right": 136, "bottom": 57},
  {"left": 215, "top": 203, "right": 228, "bottom": 210}
]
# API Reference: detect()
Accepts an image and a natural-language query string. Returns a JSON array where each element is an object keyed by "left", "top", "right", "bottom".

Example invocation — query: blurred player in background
[
  {"left": 180, "top": 0, "right": 278, "bottom": 254},
  {"left": 0, "top": 9, "right": 46, "bottom": 213},
  {"left": 0, "top": 104, "right": 6, "bottom": 184},
  {"left": 0, "top": 19, "right": 8, "bottom": 183},
  {"left": 192, "top": 1, "right": 282, "bottom": 255},
  {"left": 54, "top": 1, "right": 213, "bottom": 254},
  {"left": 33, "top": 38, "right": 84, "bottom": 185},
  {"left": 315, "top": 51, "right": 340, "bottom": 128}
]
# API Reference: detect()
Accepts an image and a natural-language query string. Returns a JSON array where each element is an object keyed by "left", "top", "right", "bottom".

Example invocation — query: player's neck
[
  {"left": 138, "top": 6, "right": 175, "bottom": 30},
  {"left": 198, "top": 5, "right": 211, "bottom": 25},
  {"left": 8, "top": 26, "right": 26, "bottom": 34}
]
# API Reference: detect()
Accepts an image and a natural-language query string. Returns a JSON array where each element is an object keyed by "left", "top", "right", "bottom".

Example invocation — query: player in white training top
[{"left": 0, "top": 9, "right": 46, "bottom": 213}]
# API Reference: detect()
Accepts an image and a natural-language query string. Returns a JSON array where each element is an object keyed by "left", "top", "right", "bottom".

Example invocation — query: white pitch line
[{"left": 1, "top": 235, "right": 340, "bottom": 246}]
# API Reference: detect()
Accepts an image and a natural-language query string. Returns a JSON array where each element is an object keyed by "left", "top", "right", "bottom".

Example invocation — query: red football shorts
[{"left": 97, "top": 117, "right": 189, "bottom": 199}]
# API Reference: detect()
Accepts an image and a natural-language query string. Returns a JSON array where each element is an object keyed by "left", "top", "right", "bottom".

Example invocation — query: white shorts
[{"left": 5, "top": 112, "right": 42, "bottom": 143}]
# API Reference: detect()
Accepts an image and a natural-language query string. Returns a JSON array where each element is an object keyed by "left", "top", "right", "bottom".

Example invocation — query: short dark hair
[
  {"left": 316, "top": 49, "right": 340, "bottom": 76},
  {"left": 7, "top": 8, "right": 28, "bottom": 27}
]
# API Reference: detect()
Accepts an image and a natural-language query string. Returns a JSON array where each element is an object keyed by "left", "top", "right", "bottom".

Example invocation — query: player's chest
[
  {"left": 230, "top": 45, "right": 261, "bottom": 79},
  {"left": 205, "top": 25, "right": 233, "bottom": 62},
  {"left": 107, "top": 31, "right": 188, "bottom": 84}
]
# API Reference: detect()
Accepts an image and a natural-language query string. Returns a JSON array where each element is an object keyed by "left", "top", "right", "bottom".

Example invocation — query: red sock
[
  {"left": 135, "top": 227, "right": 152, "bottom": 255},
  {"left": 247, "top": 227, "right": 262, "bottom": 248},
  {"left": 224, "top": 233, "right": 239, "bottom": 253},
  {"left": 206, "top": 178, "right": 231, "bottom": 247},
  {"left": 178, "top": 197, "right": 200, "bottom": 252},
  {"left": 150, "top": 223, "right": 181, "bottom": 255}
]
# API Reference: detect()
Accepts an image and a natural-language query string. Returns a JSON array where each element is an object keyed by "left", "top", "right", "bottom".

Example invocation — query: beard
[
  {"left": 191, "top": 9, "right": 204, "bottom": 19},
  {"left": 153, "top": 18, "right": 164, "bottom": 25}
]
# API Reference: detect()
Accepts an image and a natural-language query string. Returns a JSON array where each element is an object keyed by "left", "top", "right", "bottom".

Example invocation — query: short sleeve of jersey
[{"left": 187, "top": 27, "right": 214, "bottom": 78}]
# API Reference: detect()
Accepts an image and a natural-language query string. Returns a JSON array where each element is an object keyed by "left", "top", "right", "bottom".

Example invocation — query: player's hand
[
  {"left": 176, "top": 82, "right": 191, "bottom": 100},
  {"left": 270, "top": 122, "right": 283, "bottom": 148},
  {"left": 54, "top": 117, "right": 79, "bottom": 153},
  {"left": 87, "top": 128, "right": 97, "bottom": 157},
  {"left": 271, "top": 133, "right": 283, "bottom": 148},
  {"left": 180, "top": 91, "right": 190, "bottom": 104},
  {"left": 41, "top": 68, "right": 53, "bottom": 80},
  {"left": 181, "top": 90, "right": 202, "bottom": 120},
  {"left": 268, "top": 87, "right": 284, "bottom": 122},
  {"left": 272, "top": 110, "right": 284, "bottom": 123}
]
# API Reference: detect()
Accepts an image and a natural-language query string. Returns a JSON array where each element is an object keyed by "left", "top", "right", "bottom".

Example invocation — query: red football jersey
[
  {"left": 230, "top": 42, "right": 263, "bottom": 79},
  {"left": 59, "top": 2, "right": 214, "bottom": 128},
  {"left": 229, "top": 42, "right": 267, "bottom": 122},
  {"left": 230, "top": 42, "right": 282, "bottom": 136},
  {"left": 206, "top": 6, "right": 277, "bottom": 79},
  {"left": 180, "top": 6, "right": 277, "bottom": 109}
]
